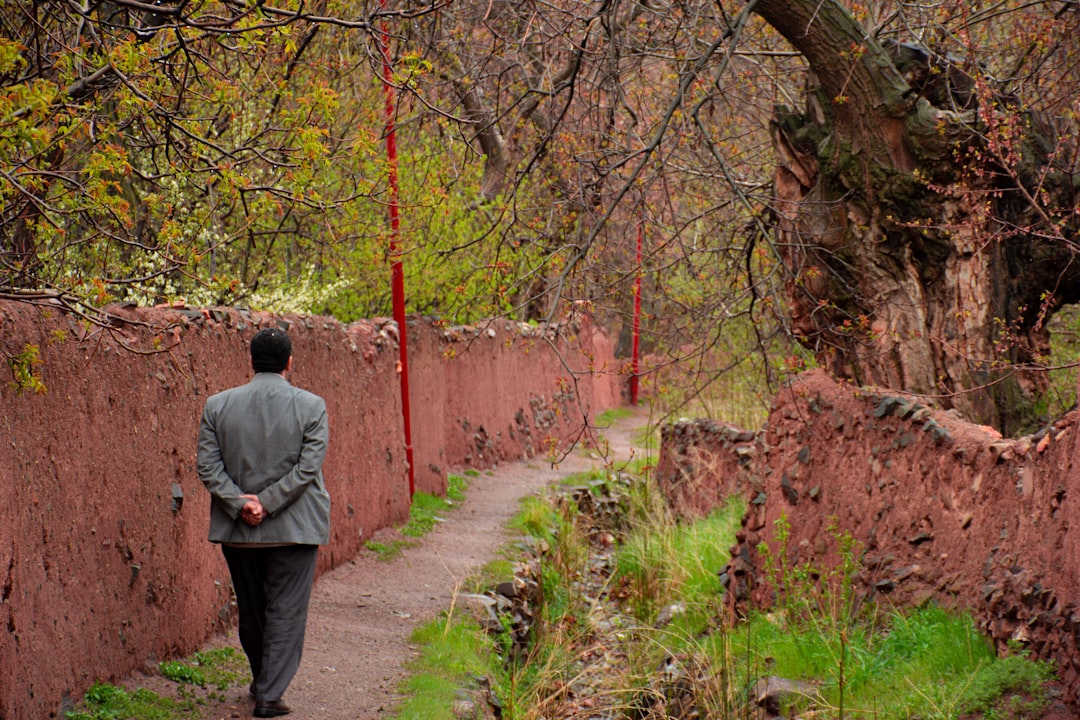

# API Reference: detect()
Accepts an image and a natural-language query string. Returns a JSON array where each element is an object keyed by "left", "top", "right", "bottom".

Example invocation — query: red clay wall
[
  {"left": 656, "top": 369, "right": 1080, "bottom": 705},
  {"left": 0, "top": 301, "right": 617, "bottom": 720}
]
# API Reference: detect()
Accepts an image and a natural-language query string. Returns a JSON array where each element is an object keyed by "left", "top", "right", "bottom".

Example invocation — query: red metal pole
[
  {"left": 630, "top": 206, "right": 642, "bottom": 406},
  {"left": 380, "top": 8, "right": 415, "bottom": 497}
]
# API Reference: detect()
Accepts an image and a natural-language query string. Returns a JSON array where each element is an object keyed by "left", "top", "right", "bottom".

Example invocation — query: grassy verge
[
  {"left": 65, "top": 648, "right": 248, "bottom": 720},
  {"left": 365, "top": 473, "right": 470, "bottom": 560},
  {"left": 392, "top": 615, "right": 503, "bottom": 720},
  {"left": 393, "top": 463, "right": 1059, "bottom": 720}
]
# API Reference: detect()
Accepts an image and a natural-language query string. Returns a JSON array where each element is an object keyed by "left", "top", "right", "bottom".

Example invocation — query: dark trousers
[{"left": 222, "top": 544, "right": 319, "bottom": 703}]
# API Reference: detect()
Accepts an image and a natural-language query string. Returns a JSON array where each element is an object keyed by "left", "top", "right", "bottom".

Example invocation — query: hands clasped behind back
[{"left": 240, "top": 493, "right": 266, "bottom": 526}]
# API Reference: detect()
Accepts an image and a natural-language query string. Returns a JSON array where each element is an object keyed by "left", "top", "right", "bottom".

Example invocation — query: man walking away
[{"left": 197, "top": 327, "right": 331, "bottom": 718}]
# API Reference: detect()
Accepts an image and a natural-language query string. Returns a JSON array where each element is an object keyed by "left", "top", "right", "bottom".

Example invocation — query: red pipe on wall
[{"left": 380, "top": 9, "right": 415, "bottom": 497}]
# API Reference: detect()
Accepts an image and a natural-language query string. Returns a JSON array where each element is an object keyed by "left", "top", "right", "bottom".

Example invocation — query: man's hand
[{"left": 239, "top": 494, "right": 266, "bottom": 526}]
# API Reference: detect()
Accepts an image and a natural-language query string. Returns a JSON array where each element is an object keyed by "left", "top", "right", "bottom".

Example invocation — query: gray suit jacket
[{"left": 197, "top": 372, "right": 331, "bottom": 545}]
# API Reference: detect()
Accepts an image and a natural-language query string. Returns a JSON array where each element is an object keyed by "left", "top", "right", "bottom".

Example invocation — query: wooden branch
[{"left": 753, "top": 0, "right": 914, "bottom": 174}]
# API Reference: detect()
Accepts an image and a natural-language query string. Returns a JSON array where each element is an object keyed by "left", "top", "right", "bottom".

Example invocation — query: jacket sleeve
[
  {"left": 196, "top": 403, "right": 248, "bottom": 520},
  {"left": 257, "top": 396, "right": 329, "bottom": 517}
]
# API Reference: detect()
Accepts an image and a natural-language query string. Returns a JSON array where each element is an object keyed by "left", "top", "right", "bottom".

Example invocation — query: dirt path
[{"left": 186, "top": 408, "right": 648, "bottom": 720}]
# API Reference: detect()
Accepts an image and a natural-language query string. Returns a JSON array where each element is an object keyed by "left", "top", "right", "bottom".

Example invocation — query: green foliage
[
  {"left": 726, "top": 604, "right": 1056, "bottom": 719},
  {"left": 758, "top": 513, "right": 863, "bottom": 634},
  {"left": 1044, "top": 304, "right": 1080, "bottom": 419},
  {"left": 402, "top": 494, "right": 452, "bottom": 537},
  {"left": 960, "top": 652, "right": 1056, "bottom": 717},
  {"left": 64, "top": 684, "right": 179, "bottom": 720},
  {"left": 364, "top": 538, "right": 416, "bottom": 561},
  {"left": 462, "top": 558, "right": 517, "bottom": 594},
  {"left": 595, "top": 407, "right": 633, "bottom": 426},
  {"left": 632, "top": 424, "right": 660, "bottom": 451},
  {"left": 446, "top": 473, "right": 468, "bottom": 503},
  {"left": 502, "top": 467, "right": 1057, "bottom": 720},
  {"left": 1, "top": 4, "right": 553, "bottom": 324},
  {"left": 400, "top": 495, "right": 445, "bottom": 537},
  {"left": 643, "top": 315, "right": 797, "bottom": 432},
  {"left": 67, "top": 646, "right": 245, "bottom": 719},
  {"left": 728, "top": 513, "right": 1057, "bottom": 718},
  {"left": 159, "top": 648, "right": 244, "bottom": 690},
  {"left": 6, "top": 342, "right": 46, "bottom": 394},
  {"left": 614, "top": 495, "right": 745, "bottom": 622},
  {"left": 508, "top": 481, "right": 603, "bottom": 635},
  {"left": 555, "top": 468, "right": 608, "bottom": 487},
  {"left": 621, "top": 455, "right": 659, "bottom": 478},
  {"left": 508, "top": 495, "right": 566, "bottom": 544},
  {"left": 158, "top": 662, "right": 205, "bottom": 687}
]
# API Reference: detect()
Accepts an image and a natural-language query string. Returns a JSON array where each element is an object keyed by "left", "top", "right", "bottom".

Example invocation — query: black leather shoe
[{"left": 253, "top": 699, "right": 291, "bottom": 717}]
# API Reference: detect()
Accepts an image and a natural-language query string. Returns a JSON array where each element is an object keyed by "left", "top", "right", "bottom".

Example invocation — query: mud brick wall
[
  {"left": 0, "top": 301, "right": 617, "bottom": 720},
  {"left": 404, "top": 317, "right": 617, "bottom": 488},
  {"left": 656, "top": 369, "right": 1080, "bottom": 704}
]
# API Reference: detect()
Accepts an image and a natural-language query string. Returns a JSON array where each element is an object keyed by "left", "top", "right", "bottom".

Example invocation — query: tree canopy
[{"left": 2, "top": 0, "right": 1077, "bottom": 430}]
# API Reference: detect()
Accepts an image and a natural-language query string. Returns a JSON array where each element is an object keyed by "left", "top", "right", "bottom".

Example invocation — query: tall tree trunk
[{"left": 755, "top": 0, "right": 1080, "bottom": 434}]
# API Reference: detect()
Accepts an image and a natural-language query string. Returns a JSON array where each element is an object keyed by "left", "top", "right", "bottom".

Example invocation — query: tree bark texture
[{"left": 755, "top": 0, "right": 1080, "bottom": 433}]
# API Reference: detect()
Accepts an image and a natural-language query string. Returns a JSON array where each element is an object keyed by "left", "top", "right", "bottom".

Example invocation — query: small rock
[
  {"left": 780, "top": 474, "right": 799, "bottom": 505},
  {"left": 873, "top": 397, "right": 899, "bottom": 418},
  {"left": 753, "top": 676, "right": 819, "bottom": 715},
  {"left": 989, "top": 441, "right": 1014, "bottom": 463},
  {"left": 655, "top": 603, "right": 686, "bottom": 627},
  {"left": 453, "top": 699, "right": 478, "bottom": 719}
]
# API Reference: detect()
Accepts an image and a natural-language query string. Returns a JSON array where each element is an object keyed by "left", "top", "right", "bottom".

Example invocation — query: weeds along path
[{"left": 190, "top": 408, "right": 649, "bottom": 720}]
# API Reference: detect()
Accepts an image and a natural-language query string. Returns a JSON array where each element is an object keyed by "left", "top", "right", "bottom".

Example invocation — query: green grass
[
  {"left": 461, "top": 557, "right": 517, "bottom": 594},
  {"left": 66, "top": 647, "right": 247, "bottom": 720},
  {"left": 960, "top": 653, "right": 1056, "bottom": 716},
  {"left": 631, "top": 424, "right": 659, "bottom": 451},
  {"left": 65, "top": 684, "right": 181, "bottom": 720},
  {"left": 497, "top": 473, "right": 1057, "bottom": 720},
  {"left": 159, "top": 648, "right": 244, "bottom": 690},
  {"left": 722, "top": 605, "right": 1055, "bottom": 718},
  {"left": 391, "top": 614, "right": 502, "bottom": 720},
  {"left": 595, "top": 407, "right": 633, "bottom": 426},
  {"left": 367, "top": 474, "right": 470, "bottom": 558},
  {"left": 614, "top": 494, "right": 745, "bottom": 622},
  {"left": 381, "top": 448, "right": 1057, "bottom": 720},
  {"left": 555, "top": 467, "right": 608, "bottom": 487},
  {"left": 401, "top": 474, "right": 468, "bottom": 537},
  {"left": 508, "top": 493, "right": 567, "bottom": 543},
  {"left": 363, "top": 538, "right": 416, "bottom": 560},
  {"left": 620, "top": 455, "right": 658, "bottom": 478}
]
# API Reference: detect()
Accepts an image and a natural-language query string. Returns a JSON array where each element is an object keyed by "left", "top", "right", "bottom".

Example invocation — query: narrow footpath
[{"left": 192, "top": 408, "right": 647, "bottom": 720}]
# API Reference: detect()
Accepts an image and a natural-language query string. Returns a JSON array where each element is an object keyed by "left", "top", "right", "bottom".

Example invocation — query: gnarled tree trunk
[{"left": 755, "top": 0, "right": 1080, "bottom": 434}]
